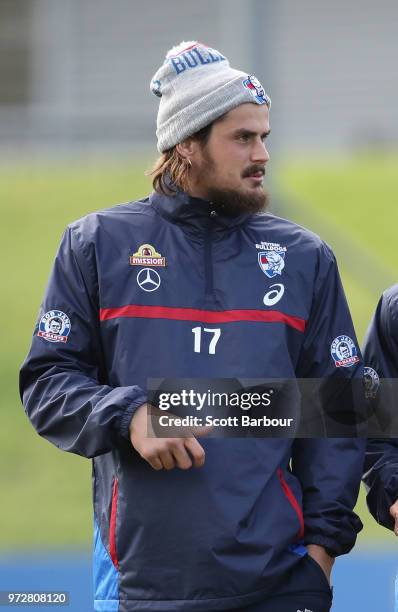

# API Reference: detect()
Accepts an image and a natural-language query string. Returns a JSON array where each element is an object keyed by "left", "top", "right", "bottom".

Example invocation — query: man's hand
[
  {"left": 129, "top": 403, "right": 210, "bottom": 470},
  {"left": 389, "top": 499, "right": 398, "bottom": 535},
  {"left": 307, "top": 544, "right": 334, "bottom": 585}
]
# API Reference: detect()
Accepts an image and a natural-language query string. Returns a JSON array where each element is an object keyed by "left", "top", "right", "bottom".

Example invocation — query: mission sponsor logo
[
  {"left": 331, "top": 335, "right": 360, "bottom": 368},
  {"left": 130, "top": 244, "right": 166, "bottom": 267},
  {"left": 38, "top": 310, "right": 71, "bottom": 343}
]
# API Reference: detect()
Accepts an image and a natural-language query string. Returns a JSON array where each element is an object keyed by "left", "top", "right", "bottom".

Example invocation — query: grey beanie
[{"left": 151, "top": 41, "right": 271, "bottom": 153}]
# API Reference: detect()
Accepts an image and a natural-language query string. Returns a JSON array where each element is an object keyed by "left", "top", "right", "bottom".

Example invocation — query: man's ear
[{"left": 176, "top": 138, "right": 196, "bottom": 160}]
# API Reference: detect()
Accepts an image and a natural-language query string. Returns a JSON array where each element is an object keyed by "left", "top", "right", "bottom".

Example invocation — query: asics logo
[{"left": 263, "top": 283, "right": 284, "bottom": 306}]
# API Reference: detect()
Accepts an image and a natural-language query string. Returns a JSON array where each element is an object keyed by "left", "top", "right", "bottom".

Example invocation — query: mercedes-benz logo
[{"left": 137, "top": 268, "right": 161, "bottom": 292}]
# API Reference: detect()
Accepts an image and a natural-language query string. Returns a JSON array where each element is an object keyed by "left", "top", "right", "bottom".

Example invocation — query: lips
[
  {"left": 244, "top": 172, "right": 264, "bottom": 183},
  {"left": 243, "top": 166, "right": 265, "bottom": 179}
]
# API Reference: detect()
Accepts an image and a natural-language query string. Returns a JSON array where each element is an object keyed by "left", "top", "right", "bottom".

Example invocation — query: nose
[{"left": 251, "top": 138, "right": 270, "bottom": 164}]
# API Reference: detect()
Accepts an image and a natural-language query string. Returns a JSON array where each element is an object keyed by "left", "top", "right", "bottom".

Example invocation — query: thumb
[
  {"left": 190, "top": 423, "right": 213, "bottom": 438},
  {"left": 389, "top": 501, "right": 398, "bottom": 536},
  {"left": 389, "top": 501, "right": 398, "bottom": 518}
]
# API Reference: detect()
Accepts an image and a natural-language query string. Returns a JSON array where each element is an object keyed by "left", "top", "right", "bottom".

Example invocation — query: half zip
[{"left": 150, "top": 190, "right": 250, "bottom": 232}]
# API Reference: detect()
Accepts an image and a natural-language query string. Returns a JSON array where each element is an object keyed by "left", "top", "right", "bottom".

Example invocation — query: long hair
[{"left": 149, "top": 123, "right": 214, "bottom": 195}]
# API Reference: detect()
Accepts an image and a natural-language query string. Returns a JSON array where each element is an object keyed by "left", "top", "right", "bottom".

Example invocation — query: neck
[{"left": 184, "top": 175, "right": 210, "bottom": 201}]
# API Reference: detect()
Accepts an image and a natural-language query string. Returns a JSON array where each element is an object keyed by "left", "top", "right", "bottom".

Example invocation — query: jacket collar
[{"left": 149, "top": 188, "right": 251, "bottom": 232}]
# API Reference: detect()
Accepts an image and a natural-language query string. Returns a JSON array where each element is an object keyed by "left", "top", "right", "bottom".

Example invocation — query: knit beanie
[{"left": 151, "top": 41, "right": 271, "bottom": 152}]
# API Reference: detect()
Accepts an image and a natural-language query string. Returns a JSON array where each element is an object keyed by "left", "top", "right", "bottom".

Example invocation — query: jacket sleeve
[
  {"left": 362, "top": 285, "right": 398, "bottom": 530},
  {"left": 19, "top": 224, "right": 147, "bottom": 459},
  {"left": 292, "top": 242, "right": 365, "bottom": 556}
]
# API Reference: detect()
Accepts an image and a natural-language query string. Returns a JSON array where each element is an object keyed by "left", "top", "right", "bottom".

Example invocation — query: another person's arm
[{"left": 362, "top": 286, "right": 398, "bottom": 531}]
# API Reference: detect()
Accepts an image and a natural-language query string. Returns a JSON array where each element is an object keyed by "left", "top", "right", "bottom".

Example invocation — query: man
[
  {"left": 362, "top": 285, "right": 398, "bottom": 534},
  {"left": 362, "top": 285, "right": 398, "bottom": 611},
  {"left": 20, "top": 41, "right": 365, "bottom": 612}
]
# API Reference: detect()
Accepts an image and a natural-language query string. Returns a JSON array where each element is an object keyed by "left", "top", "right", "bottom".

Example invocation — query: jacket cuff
[
  {"left": 119, "top": 391, "right": 147, "bottom": 440},
  {"left": 384, "top": 474, "right": 398, "bottom": 514},
  {"left": 366, "top": 476, "right": 398, "bottom": 531},
  {"left": 304, "top": 534, "right": 354, "bottom": 557}
]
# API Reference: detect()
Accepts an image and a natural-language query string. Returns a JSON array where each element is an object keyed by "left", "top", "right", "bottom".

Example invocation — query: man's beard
[
  {"left": 204, "top": 183, "right": 269, "bottom": 217},
  {"left": 198, "top": 154, "right": 269, "bottom": 216}
]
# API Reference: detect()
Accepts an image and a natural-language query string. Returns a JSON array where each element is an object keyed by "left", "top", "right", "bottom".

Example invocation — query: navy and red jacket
[
  {"left": 20, "top": 189, "right": 365, "bottom": 612},
  {"left": 362, "top": 284, "right": 398, "bottom": 531}
]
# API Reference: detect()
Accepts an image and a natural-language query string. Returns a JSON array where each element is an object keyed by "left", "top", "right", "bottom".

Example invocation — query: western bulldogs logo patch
[
  {"left": 331, "top": 335, "right": 360, "bottom": 368},
  {"left": 364, "top": 366, "right": 380, "bottom": 399},
  {"left": 258, "top": 250, "right": 285, "bottom": 278},
  {"left": 243, "top": 75, "right": 271, "bottom": 107},
  {"left": 38, "top": 310, "right": 71, "bottom": 343}
]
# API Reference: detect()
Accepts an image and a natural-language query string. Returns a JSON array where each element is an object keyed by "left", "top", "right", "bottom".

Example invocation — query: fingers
[
  {"left": 129, "top": 404, "right": 209, "bottom": 471},
  {"left": 171, "top": 444, "right": 193, "bottom": 470},
  {"left": 158, "top": 449, "right": 176, "bottom": 470},
  {"left": 389, "top": 501, "right": 398, "bottom": 536},
  {"left": 143, "top": 451, "right": 163, "bottom": 471},
  {"left": 184, "top": 437, "right": 206, "bottom": 468},
  {"left": 138, "top": 438, "right": 205, "bottom": 471},
  {"left": 392, "top": 511, "right": 398, "bottom": 536},
  {"left": 156, "top": 438, "right": 205, "bottom": 470},
  {"left": 392, "top": 513, "right": 398, "bottom": 537}
]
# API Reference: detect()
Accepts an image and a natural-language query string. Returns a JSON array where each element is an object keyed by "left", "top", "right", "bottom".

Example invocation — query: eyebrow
[{"left": 234, "top": 128, "right": 271, "bottom": 139}]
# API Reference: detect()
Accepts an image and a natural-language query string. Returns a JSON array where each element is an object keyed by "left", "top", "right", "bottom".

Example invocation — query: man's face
[
  {"left": 339, "top": 344, "right": 350, "bottom": 359},
  {"left": 50, "top": 320, "right": 61, "bottom": 334},
  {"left": 189, "top": 103, "right": 270, "bottom": 214}
]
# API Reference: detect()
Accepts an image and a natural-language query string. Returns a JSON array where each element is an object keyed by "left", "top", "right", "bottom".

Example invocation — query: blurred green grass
[
  {"left": 277, "top": 153, "right": 398, "bottom": 339},
  {"left": 1, "top": 155, "right": 397, "bottom": 550}
]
